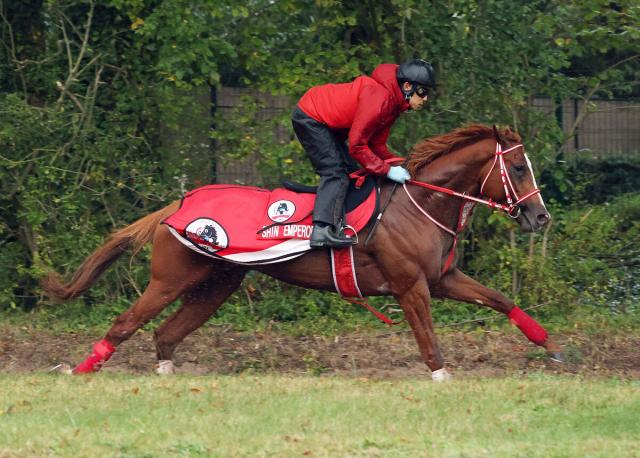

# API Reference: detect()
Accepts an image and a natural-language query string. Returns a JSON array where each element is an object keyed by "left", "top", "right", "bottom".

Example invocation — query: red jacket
[{"left": 297, "top": 64, "right": 410, "bottom": 175}]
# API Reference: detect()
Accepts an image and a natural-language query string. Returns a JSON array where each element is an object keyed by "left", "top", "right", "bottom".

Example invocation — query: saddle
[
  {"left": 281, "top": 176, "right": 375, "bottom": 213},
  {"left": 163, "top": 177, "right": 377, "bottom": 265}
]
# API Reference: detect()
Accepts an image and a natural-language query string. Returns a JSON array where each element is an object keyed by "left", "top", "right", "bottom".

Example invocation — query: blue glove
[{"left": 386, "top": 166, "right": 411, "bottom": 184}]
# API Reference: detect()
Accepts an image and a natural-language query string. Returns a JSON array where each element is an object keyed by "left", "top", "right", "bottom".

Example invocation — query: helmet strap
[{"left": 400, "top": 82, "right": 414, "bottom": 101}]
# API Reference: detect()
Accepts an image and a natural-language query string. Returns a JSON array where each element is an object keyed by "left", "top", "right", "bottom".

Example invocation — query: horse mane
[{"left": 406, "top": 124, "right": 521, "bottom": 175}]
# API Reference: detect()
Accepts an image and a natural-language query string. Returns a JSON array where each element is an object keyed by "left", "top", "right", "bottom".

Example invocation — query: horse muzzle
[{"left": 517, "top": 204, "right": 551, "bottom": 232}]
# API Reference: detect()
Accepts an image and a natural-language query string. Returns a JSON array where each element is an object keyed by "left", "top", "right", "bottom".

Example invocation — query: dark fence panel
[
  {"left": 213, "top": 87, "right": 291, "bottom": 186},
  {"left": 533, "top": 97, "right": 640, "bottom": 159},
  {"left": 568, "top": 99, "right": 640, "bottom": 159},
  {"left": 207, "top": 89, "right": 640, "bottom": 185}
]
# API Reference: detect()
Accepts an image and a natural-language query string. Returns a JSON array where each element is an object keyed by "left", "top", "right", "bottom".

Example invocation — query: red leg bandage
[
  {"left": 507, "top": 306, "right": 548, "bottom": 346},
  {"left": 73, "top": 339, "right": 115, "bottom": 374}
]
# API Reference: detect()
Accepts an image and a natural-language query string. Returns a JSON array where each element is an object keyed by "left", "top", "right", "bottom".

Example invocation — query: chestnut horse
[{"left": 42, "top": 124, "right": 564, "bottom": 380}]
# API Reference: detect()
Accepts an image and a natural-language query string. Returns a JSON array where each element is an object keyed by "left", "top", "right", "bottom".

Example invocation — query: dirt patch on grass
[{"left": 1, "top": 324, "right": 638, "bottom": 379}]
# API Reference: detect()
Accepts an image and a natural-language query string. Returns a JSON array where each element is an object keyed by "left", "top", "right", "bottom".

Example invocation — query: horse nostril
[{"left": 537, "top": 213, "right": 550, "bottom": 225}]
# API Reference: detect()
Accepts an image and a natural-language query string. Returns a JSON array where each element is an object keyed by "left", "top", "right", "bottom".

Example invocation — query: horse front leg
[
  {"left": 395, "top": 278, "right": 451, "bottom": 381},
  {"left": 431, "top": 268, "right": 565, "bottom": 362}
]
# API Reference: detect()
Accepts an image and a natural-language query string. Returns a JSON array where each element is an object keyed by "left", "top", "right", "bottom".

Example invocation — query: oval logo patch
[
  {"left": 185, "top": 218, "right": 229, "bottom": 253},
  {"left": 267, "top": 200, "right": 296, "bottom": 223}
]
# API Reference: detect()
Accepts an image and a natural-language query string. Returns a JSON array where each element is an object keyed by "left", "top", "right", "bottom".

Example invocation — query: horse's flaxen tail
[{"left": 41, "top": 201, "right": 180, "bottom": 302}]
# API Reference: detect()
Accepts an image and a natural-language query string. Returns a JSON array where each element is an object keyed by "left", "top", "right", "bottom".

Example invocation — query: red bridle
[
  {"left": 403, "top": 141, "right": 543, "bottom": 273},
  {"left": 406, "top": 141, "right": 541, "bottom": 220},
  {"left": 479, "top": 142, "right": 542, "bottom": 218}
]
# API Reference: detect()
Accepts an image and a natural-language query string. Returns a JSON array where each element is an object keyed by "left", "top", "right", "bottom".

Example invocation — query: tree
[{"left": 0, "top": 0, "right": 637, "bottom": 311}]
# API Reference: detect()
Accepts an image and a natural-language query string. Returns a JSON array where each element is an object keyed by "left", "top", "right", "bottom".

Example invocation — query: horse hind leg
[
  {"left": 73, "top": 226, "right": 215, "bottom": 373},
  {"left": 73, "top": 278, "right": 196, "bottom": 373},
  {"left": 153, "top": 268, "right": 246, "bottom": 375}
]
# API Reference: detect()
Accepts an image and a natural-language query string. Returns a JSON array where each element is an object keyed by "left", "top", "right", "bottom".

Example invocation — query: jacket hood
[{"left": 371, "top": 63, "right": 409, "bottom": 111}]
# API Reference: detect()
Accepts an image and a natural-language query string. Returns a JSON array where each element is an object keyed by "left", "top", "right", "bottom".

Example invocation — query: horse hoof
[
  {"left": 49, "top": 363, "right": 73, "bottom": 375},
  {"left": 156, "top": 360, "right": 176, "bottom": 375},
  {"left": 431, "top": 368, "right": 452, "bottom": 382},
  {"left": 547, "top": 351, "right": 565, "bottom": 363}
]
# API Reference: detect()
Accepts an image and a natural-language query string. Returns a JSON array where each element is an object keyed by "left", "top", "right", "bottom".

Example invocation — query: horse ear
[{"left": 492, "top": 125, "right": 502, "bottom": 145}]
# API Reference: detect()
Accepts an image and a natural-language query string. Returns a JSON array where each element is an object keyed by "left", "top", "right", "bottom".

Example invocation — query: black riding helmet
[{"left": 397, "top": 59, "right": 436, "bottom": 100}]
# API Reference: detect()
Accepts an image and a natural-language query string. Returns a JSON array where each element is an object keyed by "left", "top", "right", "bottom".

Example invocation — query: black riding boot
[
  {"left": 310, "top": 223, "right": 356, "bottom": 248},
  {"left": 309, "top": 174, "right": 355, "bottom": 248}
]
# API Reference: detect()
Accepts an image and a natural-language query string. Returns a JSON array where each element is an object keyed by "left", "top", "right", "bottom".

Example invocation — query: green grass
[{"left": 1, "top": 374, "right": 639, "bottom": 457}]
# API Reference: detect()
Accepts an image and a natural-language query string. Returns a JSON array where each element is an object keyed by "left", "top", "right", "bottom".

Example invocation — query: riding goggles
[{"left": 415, "top": 85, "right": 430, "bottom": 98}]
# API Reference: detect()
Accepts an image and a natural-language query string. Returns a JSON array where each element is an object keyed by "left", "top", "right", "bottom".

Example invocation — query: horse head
[
  {"left": 406, "top": 124, "right": 551, "bottom": 234},
  {"left": 478, "top": 126, "right": 551, "bottom": 232}
]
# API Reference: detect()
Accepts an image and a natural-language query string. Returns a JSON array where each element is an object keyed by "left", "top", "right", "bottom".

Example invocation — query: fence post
[{"left": 210, "top": 84, "right": 218, "bottom": 184}]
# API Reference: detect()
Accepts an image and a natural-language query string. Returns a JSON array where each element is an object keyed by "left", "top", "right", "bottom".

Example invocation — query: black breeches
[{"left": 291, "top": 106, "right": 357, "bottom": 227}]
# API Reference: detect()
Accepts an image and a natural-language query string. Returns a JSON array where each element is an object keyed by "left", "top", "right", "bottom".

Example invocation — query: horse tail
[{"left": 41, "top": 201, "right": 180, "bottom": 302}]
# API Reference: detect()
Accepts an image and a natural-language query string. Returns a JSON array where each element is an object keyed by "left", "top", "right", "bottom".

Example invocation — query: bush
[
  {"left": 543, "top": 156, "right": 640, "bottom": 205},
  {"left": 463, "top": 192, "right": 639, "bottom": 323},
  {"left": 0, "top": 93, "right": 180, "bottom": 312}
]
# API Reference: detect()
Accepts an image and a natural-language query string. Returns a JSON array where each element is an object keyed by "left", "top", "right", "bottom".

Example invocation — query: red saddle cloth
[{"left": 163, "top": 183, "right": 376, "bottom": 264}]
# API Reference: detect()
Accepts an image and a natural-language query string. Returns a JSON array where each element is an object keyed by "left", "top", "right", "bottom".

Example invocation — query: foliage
[
  {"left": 563, "top": 156, "right": 640, "bottom": 205},
  {"left": 0, "top": 1, "right": 205, "bottom": 311},
  {"left": 464, "top": 193, "right": 640, "bottom": 323},
  {"left": 0, "top": 93, "right": 173, "bottom": 311},
  {"left": 0, "top": 0, "right": 638, "bottom": 324}
]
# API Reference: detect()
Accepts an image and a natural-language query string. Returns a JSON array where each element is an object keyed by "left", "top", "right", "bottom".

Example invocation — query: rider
[{"left": 292, "top": 58, "right": 435, "bottom": 248}]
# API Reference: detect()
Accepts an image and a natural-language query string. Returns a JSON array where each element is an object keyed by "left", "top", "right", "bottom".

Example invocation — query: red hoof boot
[
  {"left": 507, "top": 306, "right": 548, "bottom": 346},
  {"left": 73, "top": 339, "right": 115, "bottom": 374}
]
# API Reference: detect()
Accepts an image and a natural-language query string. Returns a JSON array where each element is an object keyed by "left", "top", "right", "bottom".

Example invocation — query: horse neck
[
  {"left": 401, "top": 139, "right": 495, "bottom": 233},
  {"left": 425, "top": 138, "right": 495, "bottom": 188}
]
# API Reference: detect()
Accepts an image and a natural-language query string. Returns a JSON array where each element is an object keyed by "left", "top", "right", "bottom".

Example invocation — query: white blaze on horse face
[{"left": 524, "top": 153, "right": 547, "bottom": 208}]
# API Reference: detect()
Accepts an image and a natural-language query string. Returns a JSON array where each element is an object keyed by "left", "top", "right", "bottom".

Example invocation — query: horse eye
[{"left": 513, "top": 164, "right": 526, "bottom": 174}]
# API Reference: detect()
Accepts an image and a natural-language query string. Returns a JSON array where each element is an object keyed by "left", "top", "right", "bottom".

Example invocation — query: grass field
[{"left": 0, "top": 374, "right": 638, "bottom": 457}]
